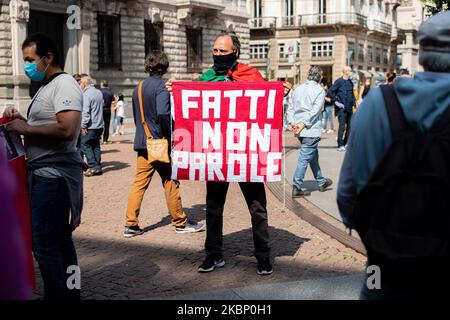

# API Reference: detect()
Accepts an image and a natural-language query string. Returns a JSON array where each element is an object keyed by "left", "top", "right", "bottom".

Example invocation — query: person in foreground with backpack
[{"left": 337, "top": 11, "right": 450, "bottom": 300}]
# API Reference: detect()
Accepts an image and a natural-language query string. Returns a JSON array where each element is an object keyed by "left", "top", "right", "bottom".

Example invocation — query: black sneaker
[
  {"left": 123, "top": 226, "right": 144, "bottom": 238},
  {"left": 198, "top": 255, "right": 225, "bottom": 273},
  {"left": 292, "top": 186, "right": 311, "bottom": 198},
  {"left": 257, "top": 258, "right": 273, "bottom": 276},
  {"left": 319, "top": 178, "right": 333, "bottom": 192}
]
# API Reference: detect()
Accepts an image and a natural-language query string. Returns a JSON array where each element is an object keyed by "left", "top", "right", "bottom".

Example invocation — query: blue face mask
[{"left": 23, "top": 56, "right": 48, "bottom": 82}]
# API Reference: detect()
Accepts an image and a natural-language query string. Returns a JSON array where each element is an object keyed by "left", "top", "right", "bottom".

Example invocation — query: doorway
[
  {"left": 321, "top": 65, "right": 333, "bottom": 86},
  {"left": 27, "top": 10, "right": 67, "bottom": 97}
]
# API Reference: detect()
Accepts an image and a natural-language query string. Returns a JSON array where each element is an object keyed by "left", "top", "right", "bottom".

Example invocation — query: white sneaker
[
  {"left": 337, "top": 146, "right": 346, "bottom": 152},
  {"left": 327, "top": 129, "right": 335, "bottom": 134},
  {"left": 321, "top": 129, "right": 326, "bottom": 133},
  {"left": 175, "top": 221, "right": 205, "bottom": 233}
]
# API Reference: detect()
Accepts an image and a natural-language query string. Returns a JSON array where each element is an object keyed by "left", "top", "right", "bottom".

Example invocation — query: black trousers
[
  {"left": 336, "top": 109, "right": 353, "bottom": 147},
  {"left": 102, "top": 109, "right": 111, "bottom": 142},
  {"left": 205, "top": 181, "right": 270, "bottom": 260}
]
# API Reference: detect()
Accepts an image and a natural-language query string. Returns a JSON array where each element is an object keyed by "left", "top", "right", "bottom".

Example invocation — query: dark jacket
[
  {"left": 100, "top": 87, "right": 114, "bottom": 111},
  {"left": 132, "top": 76, "right": 171, "bottom": 151},
  {"left": 327, "top": 77, "right": 356, "bottom": 113}
]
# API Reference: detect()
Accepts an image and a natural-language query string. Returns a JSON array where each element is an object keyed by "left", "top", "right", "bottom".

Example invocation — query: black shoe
[
  {"left": 123, "top": 226, "right": 144, "bottom": 238},
  {"left": 319, "top": 178, "right": 333, "bottom": 192},
  {"left": 257, "top": 258, "right": 273, "bottom": 275},
  {"left": 292, "top": 186, "right": 311, "bottom": 198},
  {"left": 198, "top": 255, "right": 225, "bottom": 273}
]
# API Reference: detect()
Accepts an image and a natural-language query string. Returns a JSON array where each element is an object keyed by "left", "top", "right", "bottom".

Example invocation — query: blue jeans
[
  {"left": 111, "top": 110, "right": 118, "bottom": 133},
  {"left": 81, "top": 128, "right": 103, "bottom": 169},
  {"left": 293, "top": 137, "right": 327, "bottom": 189},
  {"left": 30, "top": 175, "right": 80, "bottom": 300},
  {"left": 322, "top": 106, "right": 334, "bottom": 130}
]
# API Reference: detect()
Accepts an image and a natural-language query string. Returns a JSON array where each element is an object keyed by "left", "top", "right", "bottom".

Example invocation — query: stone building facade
[
  {"left": 248, "top": 0, "right": 402, "bottom": 85},
  {"left": 0, "top": 0, "right": 250, "bottom": 114},
  {"left": 396, "top": 0, "right": 426, "bottom": 74}
]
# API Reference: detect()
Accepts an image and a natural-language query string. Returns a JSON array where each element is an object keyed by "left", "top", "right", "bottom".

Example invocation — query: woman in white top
[{"left": 116, "top": 94, "right": 125, "bottom": 135}]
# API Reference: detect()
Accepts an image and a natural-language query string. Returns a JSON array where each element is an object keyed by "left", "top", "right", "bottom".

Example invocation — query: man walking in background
[
  {"left": 123, "top": 50, "right": 204, "bottom": 238},
  {"left": 287, "top": 66, "right": 333, "bottom": 197},
  {"left": 328, "top": 66, "right": 356, "bottom": 152},
  {"left": 79, "top": 74, "right": 104, "bottom": 177},
  {"left": 99, "top": 80, "right": 114, "bottom": 144}
]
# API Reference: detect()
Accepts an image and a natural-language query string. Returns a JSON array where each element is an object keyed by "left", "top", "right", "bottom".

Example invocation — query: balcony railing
[
  {"left": 281, "top": 15, "right": 297, "bottom": 27},
  {"left": 250, "top": 13, "right": 392, "bottom": 35},
  {"left": 249, "top": 17, "right": 277, "bottom": 29},
  {"left": 368, "top": 19, "right": 392, "bottom": 35},
  {"left": 298, "top": 12, "right": 367, "bottom": 27}
]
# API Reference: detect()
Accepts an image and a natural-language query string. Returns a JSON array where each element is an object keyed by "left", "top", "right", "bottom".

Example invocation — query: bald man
[{"left": 328, "top": 66, "right": 356, "bottom": 152}]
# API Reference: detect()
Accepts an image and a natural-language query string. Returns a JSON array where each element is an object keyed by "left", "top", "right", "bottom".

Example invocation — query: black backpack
[{"left": 352, "top": 85, "right": 450, "bottom": 260}]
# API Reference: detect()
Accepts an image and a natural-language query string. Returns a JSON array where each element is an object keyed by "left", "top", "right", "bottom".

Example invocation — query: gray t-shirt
[{"left": 25, "top": 73, "right": 83, "bottom": 163}]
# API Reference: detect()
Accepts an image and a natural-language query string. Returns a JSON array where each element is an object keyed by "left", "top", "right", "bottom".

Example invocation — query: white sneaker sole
[
  {"left": 257, "top": 269, "right": 274, "bottom": 276},
  {"left": 123, "top": 231, "right": 144, "bottom": 238},
  {"left": 175, "top": 224, "right": 206, "bottom": 234},
  {"left": 198, "top": 260, "right": 226, "bottom": 273}
]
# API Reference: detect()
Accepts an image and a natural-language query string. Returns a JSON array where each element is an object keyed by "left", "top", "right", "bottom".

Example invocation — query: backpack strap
[
  {"left": 380, "top": 85, "right": 412, "bottom": 140},
  {"left": 430, "top": 104, "right": 450, "bottom": 134}
]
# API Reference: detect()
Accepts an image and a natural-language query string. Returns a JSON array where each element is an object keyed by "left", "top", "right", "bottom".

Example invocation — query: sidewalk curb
[
  {"left": 266, "top": 144, "right": 366, "bottom": 256},
  {"left": 150, "top": 273, "right": 365, "bottom": 300}
]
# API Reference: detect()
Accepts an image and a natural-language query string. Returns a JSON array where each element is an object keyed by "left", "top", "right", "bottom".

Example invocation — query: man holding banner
[{"left": 168, "top": 32, "right": 291, "bottom": 275}]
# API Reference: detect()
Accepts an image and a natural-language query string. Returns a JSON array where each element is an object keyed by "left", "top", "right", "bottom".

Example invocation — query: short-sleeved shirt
[
  {"left": 117, "top": 101, "right": 125, "bottom": 118},
  {"left": 25, "top": 73, "right": 83, "bottom": 163},
  {"left": 100, "top": 87, "right": 114, "bottom": 110}
]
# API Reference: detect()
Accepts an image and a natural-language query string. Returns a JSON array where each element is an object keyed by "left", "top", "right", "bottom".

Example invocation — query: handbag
[{"left": 137, "top": 80, "right": 170, "bottom": 164}]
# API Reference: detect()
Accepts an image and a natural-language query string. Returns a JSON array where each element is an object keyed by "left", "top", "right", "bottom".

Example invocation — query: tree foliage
[{"left": 422, "top": 0, "right": 450, "bottom": 15}]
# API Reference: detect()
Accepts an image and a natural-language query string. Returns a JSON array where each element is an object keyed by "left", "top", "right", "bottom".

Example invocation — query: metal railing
[
  {"left": 281, "top": 15, "right": 297, "bottom": 27},
  {"left": 368, "top": 19, "right": 392, "bottom": 35},
  {"left": 250, "top": 13, "right": 392, "bottom": 35},
  {"left": 298, "top": 12, "right": 367, "bottom": 27},
  {"left": 249, "top": 17, "right": 277, "bottom": 29}
]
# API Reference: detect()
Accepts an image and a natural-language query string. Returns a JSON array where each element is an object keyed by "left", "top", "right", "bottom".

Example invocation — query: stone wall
[
  {"left": 0, "top": 2, "right": 13, "bottom": 111},
  {"left": 0, "top": 3, "right": 12, "bottom": 77},
  {"left": 87, "top": 1, "right": 250, "bottom": 106},
  {"left": 0, "top": 0, "right": 250, "bottom": 113}
]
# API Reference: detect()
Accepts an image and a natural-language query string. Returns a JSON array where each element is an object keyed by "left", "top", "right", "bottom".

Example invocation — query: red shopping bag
[{"left": 0, "top": 116, "right": 35, "bottom": 289}]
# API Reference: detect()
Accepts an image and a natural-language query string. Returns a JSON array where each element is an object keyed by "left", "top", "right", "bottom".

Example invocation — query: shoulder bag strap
[{"left": 138, "top": 80, "right": 153, "bottom": 140}]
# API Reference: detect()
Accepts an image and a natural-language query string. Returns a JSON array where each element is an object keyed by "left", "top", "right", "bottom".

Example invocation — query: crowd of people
[
  {"left": 1, "top": 10, "right": 449, "bottom": 301},
  {"left": 1, "top": 30, "right": 290, "bottom": 300}
]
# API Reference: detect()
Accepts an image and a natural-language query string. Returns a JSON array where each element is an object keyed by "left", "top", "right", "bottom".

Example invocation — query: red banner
[{"left": 171, "top": 81, "right": 284, "bottom": 182}]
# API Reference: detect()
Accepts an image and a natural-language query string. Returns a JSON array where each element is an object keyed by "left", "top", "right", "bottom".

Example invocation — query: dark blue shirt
[
  {"left": 131, "top": 76, "right": 171, "bottom": 152},
  {"left": 327, "top": 77, "right": 356, "bottom": 112},
  {"left": 99, "top": 87, "right": 114, "bottom": 110}
]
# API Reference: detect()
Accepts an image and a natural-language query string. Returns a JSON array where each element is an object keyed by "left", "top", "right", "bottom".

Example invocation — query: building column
[
  {"left": 78, "top": 8, "right": 92, "bottom": 75},
  {"left": 9, "top": 0, "right": 30, "bottom": 111},
  {"left": 390, "top": 2, "right": 400, "bottom": 41}
]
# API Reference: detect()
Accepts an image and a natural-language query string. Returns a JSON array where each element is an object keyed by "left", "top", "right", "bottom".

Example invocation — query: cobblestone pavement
[{"left": 34, "top": 131, "right": 366, "bottom": 300}]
